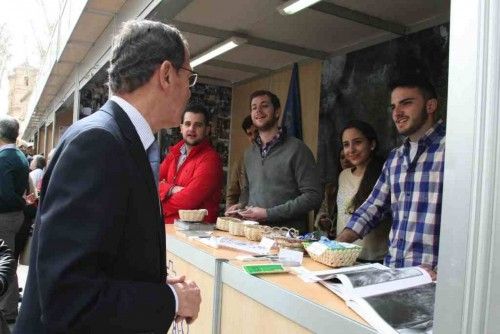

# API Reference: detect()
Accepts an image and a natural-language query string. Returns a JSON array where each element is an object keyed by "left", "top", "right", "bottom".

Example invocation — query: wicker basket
[
  {"left": 263, "top": 227, "right": 299, "bottom": 239},
  {"left": 227, "top": 220, "right": 254, "bottom": 236},
  {"left": 303, "top": 241, "right": 362, "bottom": 267},
  {"left": 216, "top": 217, "right": 242, "bottom": 231},
  {"left": 274, "top": 236, "right": 305, "bottom": 251},
  {"left": 178, "top": 209, "right": 208, "bottom": 222},
  {"left": 261, "top": 227, "right": 302, "bottom": 250},
  {"left": 228, "top": 221, "right": 245, "bottom": 236},
  {"left": 244, "top": 225, "right": 271, "bottom": 242}
]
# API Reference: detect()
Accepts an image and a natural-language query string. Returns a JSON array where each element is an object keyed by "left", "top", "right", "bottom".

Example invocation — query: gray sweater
[{"left": 240, "top": 135, "right": 323, "bottom": 233}]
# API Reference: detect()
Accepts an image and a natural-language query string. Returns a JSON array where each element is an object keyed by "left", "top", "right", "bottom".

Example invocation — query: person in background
[
  {"left": 337, "top": 120, "right": 390, "bottom": 263},
  {"left": 225, "top": 115, "right": 256, "bottom": 207},
  {"left": 0, "top": 239, "right": 16, "bottom": 333},
  {"left": 15, "top": 20, "right": 201, "bottom": 333},
  {"left": 226, "top": 90, "right": 322, "bottom": 233},
  {"left": 337, "top": 75, "right": 444, "bottom": 280},
  {"left": 314, "top": 148, "right": 353, "bottom": 237},
  {"left": 28, "top": 155, "right": 46, "bottom": 194},
  {"left": 0, "top": 115, "right": 29, "bottom": 325},
  {"left": 159, "top": 104, "right": 223, "bottom": 224}
]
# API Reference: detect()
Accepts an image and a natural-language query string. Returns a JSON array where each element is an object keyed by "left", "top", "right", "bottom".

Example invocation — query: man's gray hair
[
  {"left": 108, "top": 20, "right": 187, "bottom": 94},
  {"left": 0, "top": 115, "right": 19, "bottom": 143}
]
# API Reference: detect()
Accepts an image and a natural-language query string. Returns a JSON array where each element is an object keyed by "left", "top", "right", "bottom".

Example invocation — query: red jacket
[{"left": 159, "top": 138, "right": 223, "bottom": 224}]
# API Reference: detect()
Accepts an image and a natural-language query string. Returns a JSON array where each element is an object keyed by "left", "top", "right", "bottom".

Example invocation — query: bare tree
[{"left": 0, "top": 23, "right": 11, "bottom": 85}]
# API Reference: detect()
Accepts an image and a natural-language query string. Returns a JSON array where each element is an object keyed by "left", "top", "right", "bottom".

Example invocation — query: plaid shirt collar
[
  {"left": 402, "top": 120, "right": 446, "bottom": 164},
  {"left": 403, "top": 119, "right": 446, "bottom": 149},
  {"left": 255, "top": 127, "right": 286, "bottom": 158}
]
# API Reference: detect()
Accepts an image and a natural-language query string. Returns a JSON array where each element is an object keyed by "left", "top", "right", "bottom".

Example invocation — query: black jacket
[{"left": 0, "top": 239, "right": 15, "bottom": 296}]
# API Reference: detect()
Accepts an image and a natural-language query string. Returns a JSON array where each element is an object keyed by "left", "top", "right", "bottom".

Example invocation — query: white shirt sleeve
[{"left": 167, "top": 284, "right": 179, "bottom": 313}]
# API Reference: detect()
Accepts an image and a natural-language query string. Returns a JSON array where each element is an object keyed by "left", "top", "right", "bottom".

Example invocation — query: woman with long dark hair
[{"left": 337, "top": 120, "right": 391, "bottom": 262}]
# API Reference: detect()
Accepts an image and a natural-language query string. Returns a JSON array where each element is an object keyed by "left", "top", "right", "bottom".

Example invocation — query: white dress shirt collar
[
  {"left": 0, "top": 143, "right": 17, "bottom": 152},
  {"left": 110, "top": 95, "right": 155, "bottom": 150}
]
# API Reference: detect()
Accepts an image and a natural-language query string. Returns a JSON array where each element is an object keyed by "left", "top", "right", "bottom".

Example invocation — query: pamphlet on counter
[{"left": 316, "top": 263, "right": 435, "bottom": 334}]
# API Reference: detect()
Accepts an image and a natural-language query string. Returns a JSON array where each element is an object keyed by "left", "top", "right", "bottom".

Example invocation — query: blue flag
[{"left": 282, "top": 63, "right": 302, "bottom": 140}]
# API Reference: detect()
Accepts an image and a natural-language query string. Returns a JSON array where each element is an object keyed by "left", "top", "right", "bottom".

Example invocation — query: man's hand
[
  {"left": 239, "top": 206, "right": 267, "bottom": 221},
  {"left": 336, "top": 228, "right": 360, "bottom": 243},
  {"left": 25, "top": 193, "right": 38, "bottom": 205},
  {"left": 314, "top": 213, "right": 332, "bottom": 233},
  {"left": 172, "top": 280, "right": 201, "bottom": 324},
  {"left": 420, "top": 265, "right": 437, "bottom": 281},
  {"left": 167, "top": 275, "right": 185, "bottom": 285},
  {"left": 225, "top": 203, "right": 242, "bottom": 216}
]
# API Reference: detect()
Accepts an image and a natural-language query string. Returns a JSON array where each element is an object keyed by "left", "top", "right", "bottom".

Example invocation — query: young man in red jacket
[{"left": 159, "top": 104, "right": 223, "bottom": 224}]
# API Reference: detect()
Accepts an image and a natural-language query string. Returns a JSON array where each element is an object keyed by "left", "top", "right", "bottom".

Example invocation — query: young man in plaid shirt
[{"left": 337, "top": 76, "right": 444, "bottom": 280}]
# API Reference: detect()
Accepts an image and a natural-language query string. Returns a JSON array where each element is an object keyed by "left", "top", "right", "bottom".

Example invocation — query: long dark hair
[{"left": 340, "top": 120, "right": 384, "bottom": 213}]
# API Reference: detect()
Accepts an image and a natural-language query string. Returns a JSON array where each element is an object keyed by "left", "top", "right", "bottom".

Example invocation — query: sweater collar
[{"left": 170, "top": 137, "right": 212, "bottom": 157}]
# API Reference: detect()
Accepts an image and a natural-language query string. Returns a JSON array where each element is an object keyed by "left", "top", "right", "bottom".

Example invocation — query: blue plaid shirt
[{"left": 347, "top": 120, "right": 445, "bottom": 269}]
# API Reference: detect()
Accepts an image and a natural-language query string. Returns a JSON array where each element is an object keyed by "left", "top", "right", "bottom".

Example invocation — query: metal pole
[{"left": 212, "top": 258, "right": 228, "bottom": 334}]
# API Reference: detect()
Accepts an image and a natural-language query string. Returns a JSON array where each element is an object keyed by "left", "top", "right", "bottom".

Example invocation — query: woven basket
[
  {"left": 262, "top": 227, "right": 302, "bottom": 250},
  {"left": 303, "top": 242, "right": 362, "bottom": 267},
  {"left": 216, "top": 217, "right": 242, "bottom": 231},
  {"left": 274, "top": 236, "right": 305, "bottom": 251},
  {"left": 228, "top": 220, "right": 246, "bottom": 236},
  {"left": 178, "top": 209, "right": 208, "bottom": 222},
  {"left": 244, "top": 225, "right": 271, "bottom": 242},
  {"left": 263, "top": 227, "right": 299, "bottom": 239}
]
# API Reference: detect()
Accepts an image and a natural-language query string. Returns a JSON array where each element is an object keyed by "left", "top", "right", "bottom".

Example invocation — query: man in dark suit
[
  {"left": 0, "top": 115, "right": 29, "bottom": 325},
  {"left": 15, "top": 20, "right": 201, "bottom": 333}
]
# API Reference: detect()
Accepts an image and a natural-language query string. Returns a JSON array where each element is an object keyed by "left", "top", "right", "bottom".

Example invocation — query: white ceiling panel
[
  {"left": 59, "top": 43, "right": 91, "bottom": 63},
  {"left": 217, "top": 45, "right": 307, "bottom": 71},
  {"left": 71, "top": 13, "right": 110, "bottom": 42},
  {"left": 169, "top": 0, "right": 449, "bottom": 85},
  {"left": 328, "top": 0, "right": 450, "bottom": 26},
  {"left": 182, "top": 32, "right": 221, "bottom": 56},
  {"left": 176, "top": 0, "right": 283, "bottom": 33},
  {"left": 87, "top": 0, "right": 126, "bottom": 13},
  {"left": 244, "top": 9, "right": 386, "bottom": 53},
  {"left": 52, "top": 62, "right": 75, "bottom": 77},
  {"left": 196, "top": 64, "right": 256, "bottom": 83}
]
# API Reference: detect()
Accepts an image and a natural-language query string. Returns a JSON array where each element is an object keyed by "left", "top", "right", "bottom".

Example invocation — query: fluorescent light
[
  {"left": 190, "top": 37, "right": 247, "bottom": 68},
  {"left": 277, "top": 0, "right": 322, "bottom": 15}
]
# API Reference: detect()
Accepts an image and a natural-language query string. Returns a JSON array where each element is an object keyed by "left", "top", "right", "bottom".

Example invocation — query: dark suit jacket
[{"left": 15, "top": 101, "right": 176, "bottom": 334}]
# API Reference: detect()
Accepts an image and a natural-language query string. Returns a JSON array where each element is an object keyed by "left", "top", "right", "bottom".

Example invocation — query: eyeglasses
[{"left": 180, "top": 67, "right": 198, "bottom": 87}]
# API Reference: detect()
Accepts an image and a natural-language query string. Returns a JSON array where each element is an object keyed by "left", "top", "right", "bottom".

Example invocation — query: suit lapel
[
  {"left": 101, "top": 101, "right": 166, "bottom": 276},
  {"left": 102, "top": 101, "right": 158, "bottom": 198}
]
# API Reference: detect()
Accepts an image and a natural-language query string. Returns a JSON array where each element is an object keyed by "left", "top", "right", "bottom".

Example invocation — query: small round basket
[
  {"left": 216, "top": 217, "right": 242, "bottom": 231},
  {"left": 228, "top": 220, "right": 258, "bottom": 236},
  {"left": 274, "top": 236, "right": 305, "bottom": 251},
  {"left": 178, "top": 209, "right": 208, "bottom": 222},
  {"left": 228, "top": 221, "right": 245, "bottom": 236},
  {"left": 262, "top": 227, "right": 303, "bottom": 251},
  {"left": 263, "top": 227, "right": 299, "bottom": 239},
  {"left": 303, "top": 241, "right": 362, "bottom": 267},
  {"left": 244, "top": 225, "right": 271, "bottom": 242}
]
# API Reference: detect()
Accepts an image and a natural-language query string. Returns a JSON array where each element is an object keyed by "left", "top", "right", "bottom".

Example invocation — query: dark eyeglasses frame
[{"left": 180, "top": 66, "right": 198, "bottom": 87}]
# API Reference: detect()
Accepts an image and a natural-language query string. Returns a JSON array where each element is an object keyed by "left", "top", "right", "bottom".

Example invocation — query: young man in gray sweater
[{"left": 226, "top": 90, "right": 322, "bottom": 233}]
